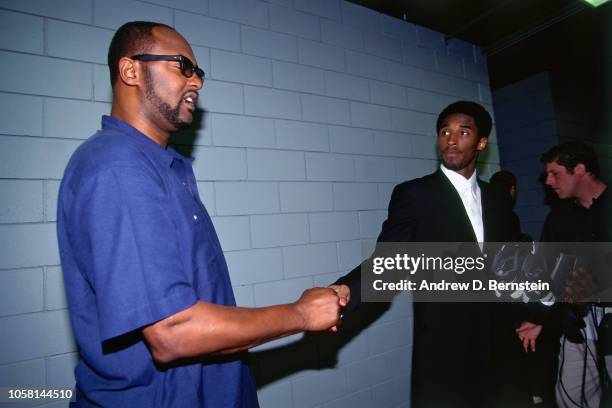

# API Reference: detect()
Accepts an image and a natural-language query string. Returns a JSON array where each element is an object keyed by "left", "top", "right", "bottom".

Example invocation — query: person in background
[
  {"left": 539, "top": 142, "right": 611, "bottom": 408},
  {"left": 490, "top": 170, "right": 531, "bottom": 241},
  {"left": 491, "top": 170, "right": 559, "bottom": 407},
  {"left": 490, "top": 170, "right": 518, "bottom": 203}
]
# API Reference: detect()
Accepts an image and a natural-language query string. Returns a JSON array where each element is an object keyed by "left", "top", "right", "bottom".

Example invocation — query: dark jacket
[{"left": 336, "top": 170, "right": 527, "bottom": 408}]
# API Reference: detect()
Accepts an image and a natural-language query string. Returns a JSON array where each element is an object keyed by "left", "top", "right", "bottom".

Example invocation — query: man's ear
[
  {"left": 574, "top": 163, "right": 587, "bottom": 175},
  {"left": 117, "top": 57, "right": 139, "bottom": 86},
  {"left": 477, "top": 137, "right": 488, "bottom": 151}
]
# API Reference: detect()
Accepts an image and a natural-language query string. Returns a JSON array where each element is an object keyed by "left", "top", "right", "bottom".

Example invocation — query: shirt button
[{"left": 193, "top": 214, "right": 198, "bottom": 221}]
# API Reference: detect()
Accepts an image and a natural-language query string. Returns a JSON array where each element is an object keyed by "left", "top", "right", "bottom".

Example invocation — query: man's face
[
  {"left": 437, "top": 113, "right": 487, "bottom": 178},
  {"left": 140, "top": 27, "right": 203, "bottom": 132},
  {"left": 545, "top": 161, "right": 580, "bottom": 199}
]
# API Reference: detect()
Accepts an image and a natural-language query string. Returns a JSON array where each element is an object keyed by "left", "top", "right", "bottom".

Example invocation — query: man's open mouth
[{"left": 183, "top": 93, "right": 198, "bottom": 110}]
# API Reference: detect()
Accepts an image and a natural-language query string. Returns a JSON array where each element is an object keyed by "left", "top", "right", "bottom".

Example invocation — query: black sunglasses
[{"left": 131, "top": 54, "right": 205, "bottom": 80}]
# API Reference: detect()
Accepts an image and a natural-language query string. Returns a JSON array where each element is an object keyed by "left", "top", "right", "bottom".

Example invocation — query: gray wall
[
  {"left": 0, "top": 1, "right": 498, "bottom": 407},
  {"left": 493, "top": 71, "right": 612, "bottom": 239},
  {"left": 493, "top": 73, "right": 557, "bottom": 239}
]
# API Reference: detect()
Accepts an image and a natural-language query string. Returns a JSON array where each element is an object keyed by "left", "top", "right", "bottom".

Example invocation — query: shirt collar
[
  {"left": 440, "top": 164, "right": 479, "bottom": 196},
  {"left": 101, "top": 115, "right": 190, "bottom": 167}
]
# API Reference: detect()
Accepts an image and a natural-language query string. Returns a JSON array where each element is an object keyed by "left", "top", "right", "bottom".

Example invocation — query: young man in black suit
[{"left": 331, "top": 101, "right": 528, "bottom": 407}]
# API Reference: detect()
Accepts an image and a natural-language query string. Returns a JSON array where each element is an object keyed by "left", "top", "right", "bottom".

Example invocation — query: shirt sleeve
[
  {"left": 377, "top": 182, "right": 418, "bottom": 243},
  {"left": 68, "top": 165, "right": 198, "bottom": 342}
]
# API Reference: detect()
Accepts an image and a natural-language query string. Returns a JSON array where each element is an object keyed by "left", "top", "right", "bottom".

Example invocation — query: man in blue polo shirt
[{"left": 57, "top": 21, "right": 344, "bottom": 407}]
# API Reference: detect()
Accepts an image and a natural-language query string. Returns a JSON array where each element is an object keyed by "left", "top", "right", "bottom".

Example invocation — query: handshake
[{"left": 293, "top": 284, "right": 351, "bottom": 332}]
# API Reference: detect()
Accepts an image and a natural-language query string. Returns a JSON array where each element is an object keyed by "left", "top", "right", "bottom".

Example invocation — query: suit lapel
[
  {"left": 432, "top": 170, "right": 478, "bottom": 242},
  {"left": 479, "top": 180, "right": 496, "bottom": 243}
]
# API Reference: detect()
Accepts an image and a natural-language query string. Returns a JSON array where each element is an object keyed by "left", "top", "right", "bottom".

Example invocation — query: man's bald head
[{"left": 107, "top": 21, "right": 174, "bottom": 87}]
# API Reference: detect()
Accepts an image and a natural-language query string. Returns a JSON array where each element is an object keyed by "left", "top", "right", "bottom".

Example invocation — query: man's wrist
[{"left": 290, "top": 302, "right": 308, "bottom": 331}]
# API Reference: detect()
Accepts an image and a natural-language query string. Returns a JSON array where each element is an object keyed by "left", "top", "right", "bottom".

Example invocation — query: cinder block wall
[
  {"left": 493, "top": 72, "right": 612, "bottom": 239},
  {"left": 492, "top": 73, "right": 557, "bottom": 239},
  {"left": 0, "top": 1, "right": 497, "bottom": 407}
]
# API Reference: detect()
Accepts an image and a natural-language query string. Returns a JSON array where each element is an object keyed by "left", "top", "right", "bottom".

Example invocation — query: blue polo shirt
[{"left": 57, "top": 116, "right": 259, "bottom": 407}]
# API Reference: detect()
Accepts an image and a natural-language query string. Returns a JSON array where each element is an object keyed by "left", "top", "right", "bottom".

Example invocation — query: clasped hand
[{"left": 294, "top": 285, "right": 350, "bottom": 332}]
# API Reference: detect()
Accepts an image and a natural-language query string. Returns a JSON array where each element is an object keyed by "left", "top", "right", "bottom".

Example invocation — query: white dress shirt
[{"left": 440, "top": 164, "right": 484, "bottom": 244}]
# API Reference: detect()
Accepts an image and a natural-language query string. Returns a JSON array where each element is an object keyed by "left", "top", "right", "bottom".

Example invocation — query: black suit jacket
[{"left": 336, "top": 170, "right": 527, "bottom": 408}]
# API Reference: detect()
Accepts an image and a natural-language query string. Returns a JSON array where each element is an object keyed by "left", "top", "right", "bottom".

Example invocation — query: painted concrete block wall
[
  {"left": 492, "top": 73, "right": 557, "bottom": 239},
  {"left": 493, "top": 71, "right": 611, "bottom": 239},
  {"left": 0, "top": 1, "right": 497, "bottom": 407}
]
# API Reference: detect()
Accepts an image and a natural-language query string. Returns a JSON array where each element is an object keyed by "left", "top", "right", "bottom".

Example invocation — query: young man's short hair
[
  {"left": 436, "top": 101, "right": 493, "bottom": 138},
  {"left": 540, "top": 142, "right": 600, "bottom": 178},
  {"left": 490, "top": 170, "right": 517, "bottom": 191}
]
